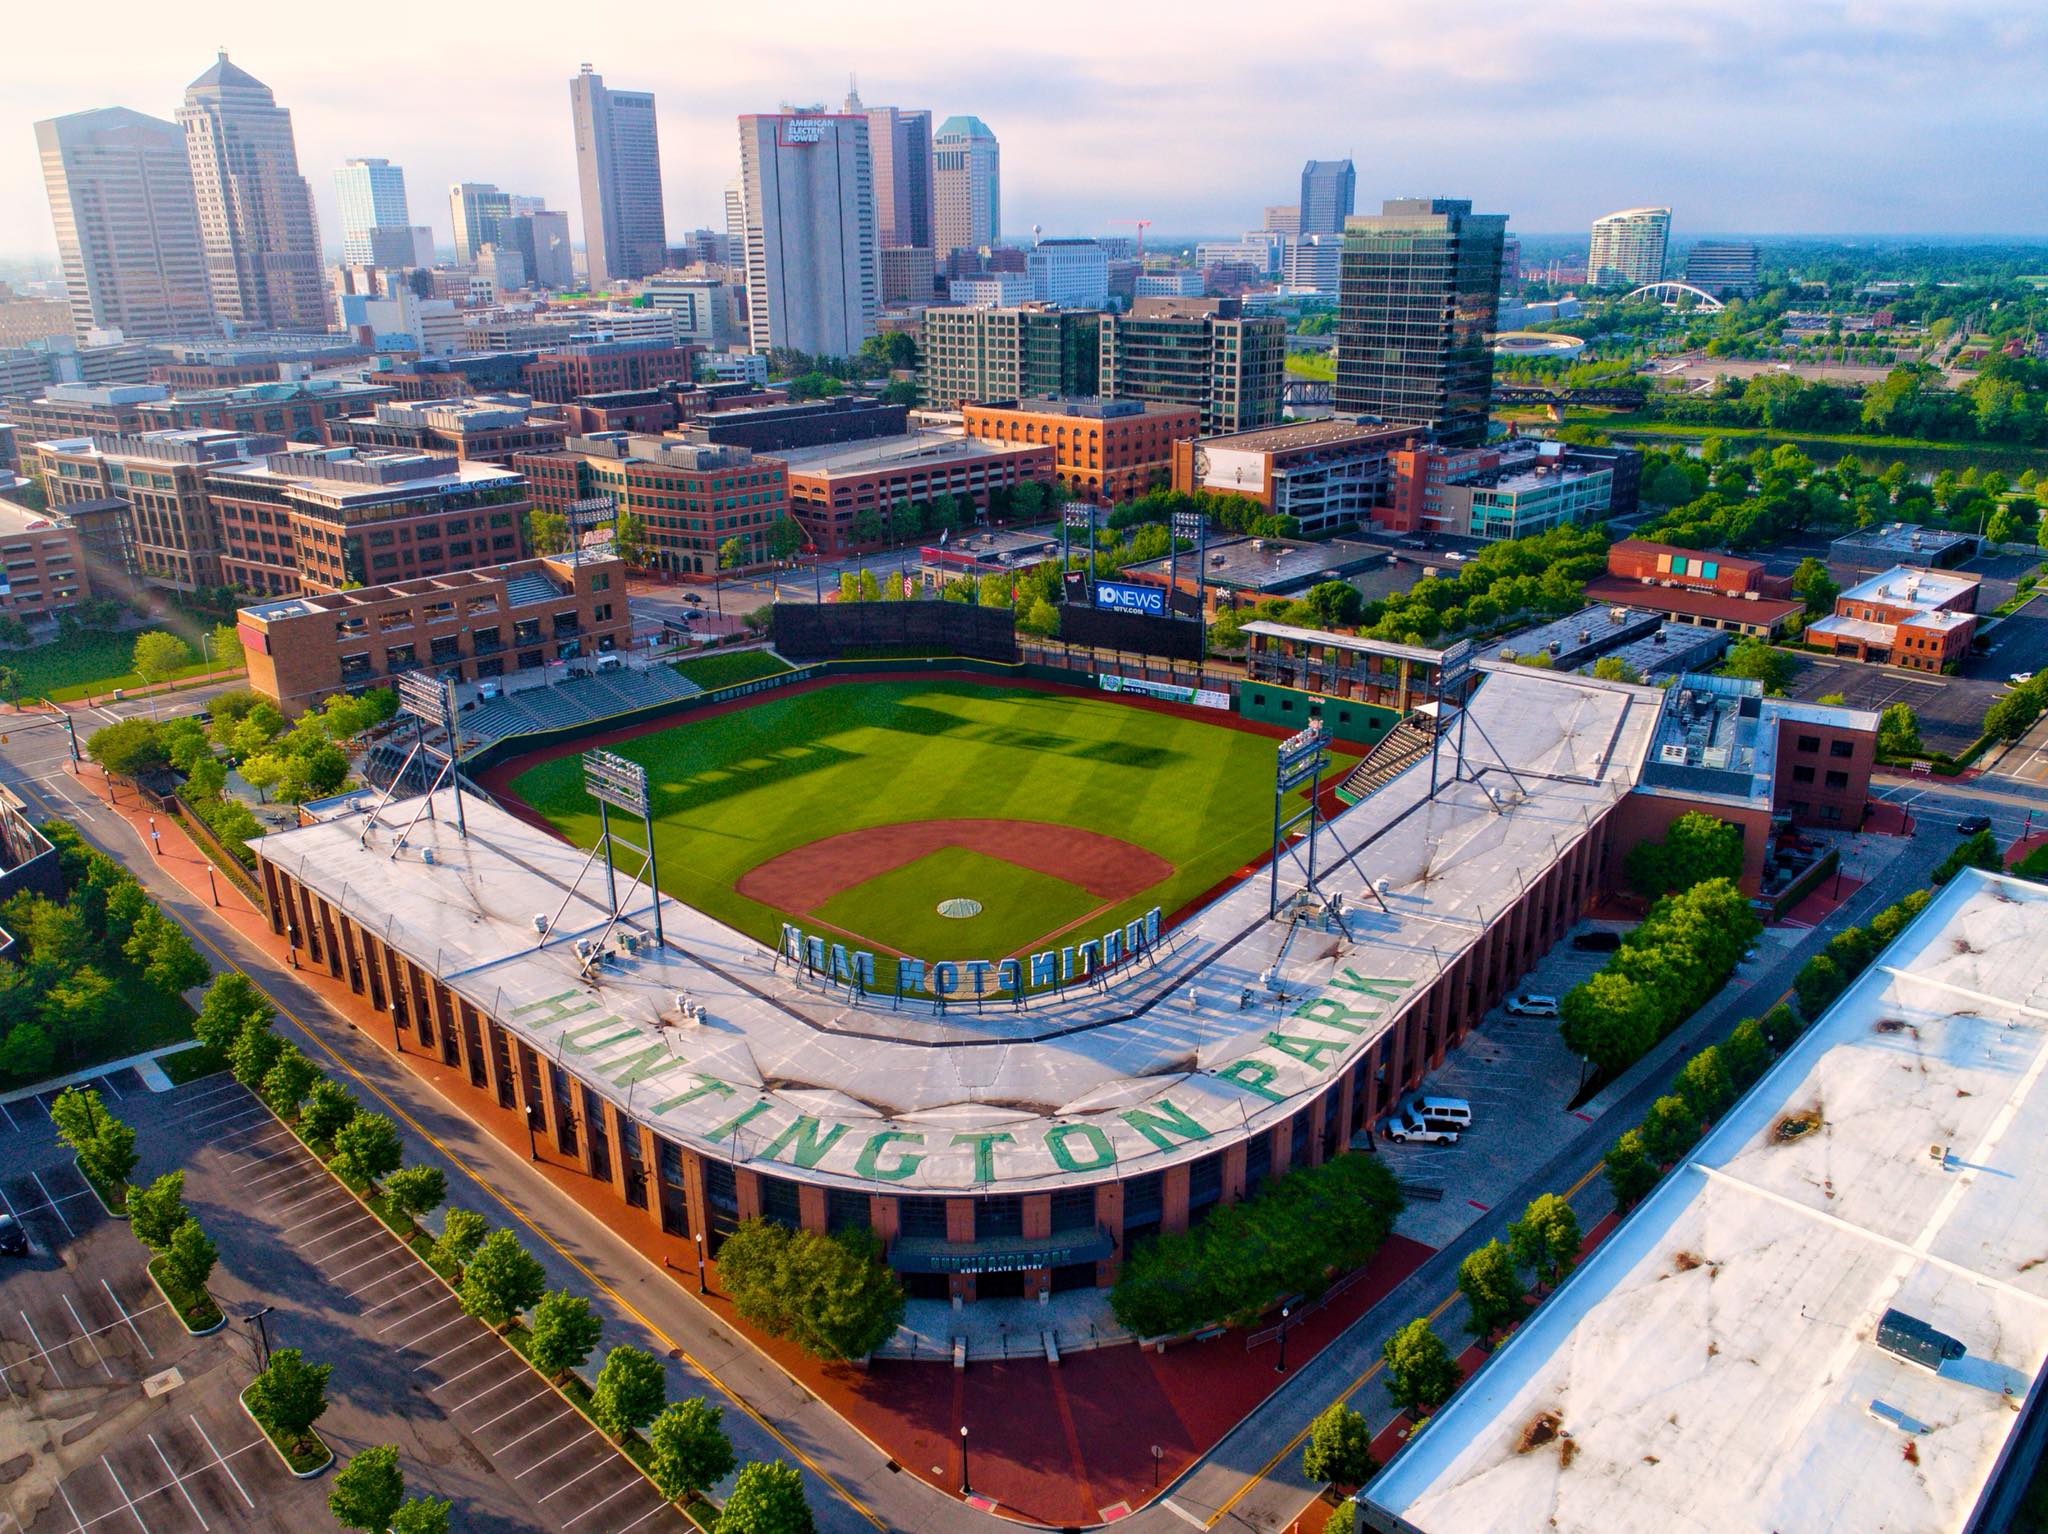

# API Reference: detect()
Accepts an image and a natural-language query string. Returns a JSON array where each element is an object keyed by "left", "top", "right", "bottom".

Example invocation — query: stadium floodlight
[
  {"left": 583, "top": 749, "right": 650, "bottom": 817},
  {"left": 396, "top": 669, "right": 455, "bottom": 730},
  {"left": 1169, "top": 510, "right": 1205, "bottom": 539},
  {"left": 567, "top": 494, "right": 617, "bottom": 531},
  {"left": 1062, "top": 503, "right": 1098, "bottom": 530}
]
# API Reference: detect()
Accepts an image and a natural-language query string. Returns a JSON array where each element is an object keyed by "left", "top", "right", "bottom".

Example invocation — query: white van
[{"left": 1403, "top": 1094, "right": 1473, "bottom": 1128}]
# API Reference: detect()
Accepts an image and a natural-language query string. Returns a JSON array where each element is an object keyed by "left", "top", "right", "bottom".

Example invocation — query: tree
[
  {"left": 527, "top": 1290, "right": 604, "bottom": 1381},
  {"left": 1722, "top": 635, "right": 1794, "bottom": 693},
  {"left": 329, "top": 1445, "right": 405, "bottom": 1533},
  {"left": 1381, "top": 1318, "right": 1459, "bottom": 1414},
  {"left": 1760, "top": 1002, "right": 1803, "bottom": 1052},
  {"left": 1789, "top": 557, "right": 1839, "bottom": 617},
  {"left": 238, "top": 752, "right": 287, "bottom": 803},
  {"left": 0, "top": 1020, "right": 53, "bottom": 1081},
  {"left": 1933, "top": 828, "right": 2002, "bottom": 887},
  {"left": 164, "top": 1218, "right": 218, "bottom": 1295},
  {"left": 715, "top": 1221, "right": 906, "bottom": 1362},
  {"left": 132, "top": 631, "right": 192, "bottom": 688},
  {"left": 715, "top": 1461, "right": 814, "bottom": 1534},
  {"left": 648, "top": 1398, "right": 735, "bottom": 1503},
  {"left": 528, "top": 508, "right": 570, "bottom": 556},
  {"left": 1017, "top": 597, "right": 1059, "bottom": 638},
  {"left": 332, "top": 1110, "right": 403, "bottom": 1187},
  {"left": 1456, "top": 1240, "right": 1524, "bottom": 1342},
  {"left": 207, "top": 623, "right": 244, "bottom": 673},
  {"left": 1674, "top": 1046, "right": 1735, "bottom": 1122},
  {"left": 245, "top": 1347, "right": 331, "bottom": 1442},
  {"left": 1641, "top": 1094, "right": 1702, "bottom": 1166},
  {"left": 1300, "top": 1401, "right": 1377, "bottom": 1488},
  {"left": 130, "top": 1170, "right": 189, "bottom": 1252},
  {"left": 229, "top": 1017, "right": 284, "bottom": 1091},
  {"left": 590, "top": 1344, "right": 666, "bottom": 1441},
  {"left": 1507, "top": 1194, "right": 1582, "bottom": 1286},
  {"left": 1590, "top": 655, "right": 1643, "bottom": 683},
  {"left": 719, "top": 536, "right": 747, "bottom": 572},
  {"left": 433, "top": 1208, "right": 490, "bottom": 1275},
  {"left": 127, "top": 910, "right": 207, "bottom": 996},
  {"left": 0, "top": 615, "right": 30, "bottom": 648},
  {"left": 459, "top": 1229, "right": 546, "bottom": 1327},
  {"left": 298, "top": 1078, "right": 357, "bottom": 1145},
  {"left": 1624, "top": 811, "right": 1745, "bottom": 899},
  {"left": 1603, "top": 1129, "right": 1661, "bottom": 1209},
  {"left": 86, "top": 717, "right": 170, "bottom": 776},
  {"left": 384, "top": 1165, "right": 446, "bottom": 1224},
  {"left": 49, "top": 1086, "right": 136, "bottom": 1190},
  {"left": 1877, "top": 702, "right": 1922, "bottom": 758},
  {"left": 613, "top": 512, "right": 649, "bottom": 570},
  {"left": 1722, "top": 1016, "right": 1772, "bottom": 1089},
  {"left": 765, "top": 517, "right": 804, "bottom": 562},
  {"left": 260, "top": 1046, "right": 320, "bottom": 1119},
  {"left": 388, "top": 1498, "right": 450, "bottom": 1534}
]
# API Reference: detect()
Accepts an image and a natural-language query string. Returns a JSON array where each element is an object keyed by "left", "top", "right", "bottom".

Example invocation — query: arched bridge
[{"left": 1622, "top": 281, "right": 1725, "bottom": 311}]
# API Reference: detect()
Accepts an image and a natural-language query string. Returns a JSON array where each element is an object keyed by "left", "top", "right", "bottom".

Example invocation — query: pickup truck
[{"left": 1381, "top": 1110, "right": 1461, "bottom": 1146}]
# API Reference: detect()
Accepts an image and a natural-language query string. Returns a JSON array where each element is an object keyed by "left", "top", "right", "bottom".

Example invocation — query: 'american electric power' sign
[{"left": 779, "top": 907, "right": 1163, "bottom": 997}]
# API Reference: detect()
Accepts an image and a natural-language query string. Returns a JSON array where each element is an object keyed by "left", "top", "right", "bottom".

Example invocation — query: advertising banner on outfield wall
[{"left": 1100, "top": 674, "right": 1230, "bottom": 710}]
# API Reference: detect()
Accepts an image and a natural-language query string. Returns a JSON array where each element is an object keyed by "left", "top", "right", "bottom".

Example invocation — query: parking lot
[
  {"left": 1778, "top": 651, "right": 1995, "bottom": 756},
  {"left": 0, "top": 1101, "right": 332, "bottom": 1534}
]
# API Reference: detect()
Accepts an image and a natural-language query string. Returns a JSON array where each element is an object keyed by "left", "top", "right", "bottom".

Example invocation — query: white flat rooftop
[
  {"left": 1368, "top": 867, "right": 2048, "bottom": 1534},
  {"left": 253, "top": 664, "right": 1659, "bottom": 1194},
  {"left": 1839, "top": 564, "right": 1979, "bottom": 614}
]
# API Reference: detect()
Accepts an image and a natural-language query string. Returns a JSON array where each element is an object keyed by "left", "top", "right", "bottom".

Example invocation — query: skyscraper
[
  {"left": 1684, "top": 240, "right": 1760, "bottom": 298},
  {"left": 1099, "top": 297, "right": 1284, "bottom": 435},
  {"left": 505, "top": 211, "right": 575, "bottom": 289},
  {"left": 1588, "top": 207, "right": 1671, "bottom": 286},
  {"left": 1335, "top": 197, "right": 1507, "bottom": 448},
  {"left": 449, "top": 182, "right": 513, "bottom": 266},
  {"left": 853, "top": 98, "right": 933, "bottom": 252},
  {"left": 177, "top": 53, "right": 326, "bottom": 331},
  {"left": 334, "top": 157, "right": 408, "bottom": 263},
  {"left": 571, "top": 66, "right": 667, "bottom": 289},
  {"left": 35, "top": 107, "right": 213, "bottom": 339},
  {"left": 1298, "top": 159, "right": 1356, "bottom": 236},
  {"left": 933, "top": 116, "right": 999, "bottom": 259},
  {"left": 736, "top": 111, "right": 877, "bottom": 357}
]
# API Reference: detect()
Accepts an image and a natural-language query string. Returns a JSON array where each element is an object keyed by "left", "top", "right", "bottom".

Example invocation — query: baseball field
[{"left": 501, "top": 677, "right": 1355, "bottom": 990}]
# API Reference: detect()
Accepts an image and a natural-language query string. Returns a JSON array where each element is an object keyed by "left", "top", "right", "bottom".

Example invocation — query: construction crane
[{"left": 1111, "top": 218, "right": 1153, "bottom": 260}]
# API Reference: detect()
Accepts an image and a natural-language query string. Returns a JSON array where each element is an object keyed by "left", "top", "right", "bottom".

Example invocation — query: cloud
[{"left": 6, "top": 0, "right": 2047, "bottom": 269}]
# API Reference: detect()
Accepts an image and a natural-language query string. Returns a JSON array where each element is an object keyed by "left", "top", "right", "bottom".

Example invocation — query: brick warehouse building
[
  {"left": 252, "top": 663, "right": 1677, "bottom": 1303},
  {"left": 961, "top": 396, "right": 1197, "bottom": 504},
  {"left": 1807, "top": 565, "right": 1980, "bottom": 672},
  {"left": 778, "top": 433, "right": 1055, "bottom": 556}
]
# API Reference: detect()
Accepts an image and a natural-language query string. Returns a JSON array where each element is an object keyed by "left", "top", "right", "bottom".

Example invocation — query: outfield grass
[
  {"left": 509, "top": 680, "right": 1352, "bottom": 986},
  {"left": 672, "top": 648, "right": 794, "bottom": 691}
]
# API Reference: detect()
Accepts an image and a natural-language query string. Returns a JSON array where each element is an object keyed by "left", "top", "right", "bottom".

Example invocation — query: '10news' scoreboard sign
[
  {"left": 780, "top": 907, "right": 1163, "bottom": 997},
  {"left": 1094, "top": 580, "right": 1166, "bottom": 617}
]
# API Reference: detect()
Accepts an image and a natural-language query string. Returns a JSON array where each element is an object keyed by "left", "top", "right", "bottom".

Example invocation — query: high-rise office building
[
  {"left": 736, "top": 112, "right": 877, "bottom": 357},
  {"left": 178, "top": 53, "right": 327, "bottom": 331},
  {"left": 848, "top": 95, "right": 933, "bottom": 252},
  {"left": 35, "top": 107, "right": 214, "bottom": 339},
  {"left": 933, "top": 115, "right": 999, "bottom": 259},
  {"left": 1589, "top": 207, "right": 1671, "bottom": 286},
  {"left": 1334, "top": 197, "right": 1507, "bottom": 448},
  {"left": 1684, "top": 241, "right": 1760, "bottom": 298},
  {"left": 919, "top": 305, "right": 1100, "bottom": 409},
  {"left": 1099, "top": 296, "right": 1284, "bottom": 435},
  {"left": 334, "top": 157, "right": 409, "bottom": 264},
  {"left": 1027, "top": 239, "right": 1110, "bottom": 308},
  {"left": 504, "top": 211, "right": 574, "bottom": 289},
  {"left": 449, "top": 183, "right": 512, "bottom": 266},
  {"left": 1299, "top": 159, "right": 1356, "bottom": 235},
  {"left": 1264, "top": 204, "right": 1302, "bottom": 236},
  {"left": 571, "top": 66, "right": 667, "bottom": 289}
]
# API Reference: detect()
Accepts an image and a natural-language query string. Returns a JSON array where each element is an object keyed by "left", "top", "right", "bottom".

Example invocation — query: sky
[{"left": 9, "top": 0, "right": 2048, "bottom": 268}]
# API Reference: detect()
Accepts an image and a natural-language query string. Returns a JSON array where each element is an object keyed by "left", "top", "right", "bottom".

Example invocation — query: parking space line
[
  {"left": 29, "top": 1169, "right": 76, "bottom": 1238},
  {"left": 428, "top": 1352, "right": 514, "bottom": 1392},
  {"left": 452, "top": 1369, "right": 532, "bottom": 1412},
  {"left": 376, "top": 1297, "right": 456, "bottom": 1339},
  {"left": 539, "top": 1456, "right": 620, "bottom": 1506},
  {"left": 97, "top": 1074, "right": 124, "bottom": 1102},
  {"left": 277, "top": 1199, "right": 356, "bottom": 1236},
  {"left": 149, "top": 1435, "right": 206, "bottom": 1531},
  {"left": 57, "top": 1481, "right": 89, "bottom": 1534},
  {"left": 187, "top": 1418, "right": 255, "bottom": 1510},
  {"left": 0, "top": 1298, "right": 170, "bottom": 1383},
  {"left": 258, "top": 1168, "right": 331, "bottom": 1203},
  {"left": 294, "top": 1212, "right": 373, "bottom": 1248},
  {"left": 0, "top": 1099, "right": 18, "bottom": 1132},
  {"left": 615, "top": 1500, "right": 676, "bottom": 1534},
  {"left": 243, "top": 1158, "right": 322, "bottom": 1188},
  {"left": 515, "top": 1424, "right": 600, "bottom": 1478},
  {"left": 175, "top": 1103, "right": 267, "bottom": 1135},
  {"left": 491, "top": 1406, "right": 568, "bottom": 1454},
  {"left": 472, "top": 1386, "right": 550, "bottom": 1432},
  {"left": 102, "top": 1280, "right": 154, "bottom": 1358},
  {"left": 99, "top": 1456, "right": 149, "bottom": 1533},
  {"left": 563, "top": 1478, "right": 645, "bottom": 1527},
  {"left": 336, "top": 1254, "right": 412, "bottom": 1291},
  {"left": 65, "top": 1295, "right": 114, "bottom": 1378},
  {"left": 312, "top": 1228, "right": 393, "bottom": 1267},
  {"left": 20, "top": 1308, "right": 64, "bottom": 1385},
  {"left": 363, "top": 1277, "right": 445, "bottom": 1321},
  {"left": 401, "top": 1317, "right": 483, "bottom": 1359}
]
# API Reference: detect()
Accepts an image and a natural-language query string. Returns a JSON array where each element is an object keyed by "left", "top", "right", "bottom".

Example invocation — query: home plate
[
  {"left": 966, "top": 1495, "right": 1001, "bottom": 1513},
  {"left": 143, "top": 1366, "right": 185, "bottom": 1398}
]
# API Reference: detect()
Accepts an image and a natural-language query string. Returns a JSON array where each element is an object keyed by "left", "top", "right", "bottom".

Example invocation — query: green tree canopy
[
  {"left": 331, "top": 1110, "right": 403, "bottom": 1187},
  {"left": 384, "top": 1165, "right": 446, "bottom": 1223},
  {"left": 388, "top": 1497, "right": 450, "bottom": 1534},
  {"left": 459, "top": 1229, "right": 546, "bottom": 1327},
  {"left": 715, "top": 1222, "right": 906, "bottom": 1362},
  {"left": 1381, "top": 1318, "right": 1459, "bottom": 1413},
  {"left": 433, "top": 1208, "right": 490, "bottom": 1275},
  {"left": 329, "top": 1445, "right": 405, "bottom": 1533},
  {"left": 1877, "top": 702, "right": 1922, "bottom": 757},
  {"left": 297, "top": 1078, "right": 357, "bottom": 1146},
  {"left": 590, "top": 1344, "right": 666, "bottom": 1441},
  {"left": 648, "top": 1398, "right": 736, "bottom": 1503},
  {"left": 1790, "top": 557, "right": 1840, "bottom": 616},
  {"left": 527, "top": 1290, "right": 604, "bottom": 1382},
  {"left": 246, "top": 1347, "right": 331, "bottom": 1439},
  {"left": 1603, "top": 1129, "right": 1661, "bottom": 1209},
  {"left": 1456, "top": 1239, "right": 1524, "bottom": 1342},
  {"left": 1300, "top": 1401, "right": 1377, "bottom": 1488},
  {"left": 132, "top": 631, "right": 192, "bottom": 686},
  {"left": 714, "top": 1460, "right": 815, "bottom": 1534},
  {"left": 129, "top": 1169, "right": 189, "bottom": 1253},
  {"left": 1507, "top": 1193, "right": 1582, "bottom": 1286}
]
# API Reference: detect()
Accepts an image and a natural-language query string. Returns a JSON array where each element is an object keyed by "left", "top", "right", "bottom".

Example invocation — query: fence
[{"left": 171, "top": 790, "right": 264, "bottom": 900}]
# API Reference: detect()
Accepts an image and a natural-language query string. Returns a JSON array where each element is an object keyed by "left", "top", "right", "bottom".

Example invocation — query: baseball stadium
[{"left": 249, "top": 627, "right": 1667, "bottom": 1305}]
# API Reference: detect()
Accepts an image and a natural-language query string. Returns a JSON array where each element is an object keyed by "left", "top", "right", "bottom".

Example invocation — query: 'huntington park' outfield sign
[{"left": 778, "top": 907, "right": 1164, "bottom": 997}]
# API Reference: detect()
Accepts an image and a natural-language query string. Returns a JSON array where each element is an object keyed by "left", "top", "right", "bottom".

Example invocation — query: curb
[
  {"left": 144, "top": 1257, "right": 227, "bottom": 1336},
  {"left": 74, "top": 1156, "right": 128, "bottom": 1219},
  {"left": 239, "top": 1386, "right": 332, "bottom": 1479}
]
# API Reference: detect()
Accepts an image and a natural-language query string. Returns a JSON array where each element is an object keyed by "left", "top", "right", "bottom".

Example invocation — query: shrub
[{"left": 1301, "top": 1401, "right": 1377, "bottom": 1487}]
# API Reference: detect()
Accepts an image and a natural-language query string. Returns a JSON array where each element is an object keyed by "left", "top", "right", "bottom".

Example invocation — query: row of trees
[
  {"left": 716, "top": 1220, "right": 907, "bottom": 1363},
  {"left": 0, "top": 822, "right": 208, "bottom": 1084},
  {"left": 1109, "top": 1152, "right": 1405, "bottom": 1338},
  {"left": 1559, "top": 875, "right": 1760, "bottom": 1077}
]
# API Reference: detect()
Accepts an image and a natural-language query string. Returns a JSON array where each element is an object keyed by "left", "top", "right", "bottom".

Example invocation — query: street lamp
[
  {"left": 959, "top": 1424, "right": 970, "bottom": 1496},
  {"left": 1152, "top": 1444, "right": 1163, "bottom": 1487},
  {"left": 693, "top": 1231, "right": 708, "bottom": 1295},
  {"left": 524, "top": 1101, "right": 541, "bottom": 1160},
  {"left": 241, "top": 1303, "right": 274, "bottom": 1372},
  {"left": 1275, "top": 1306, "right": 1291, "bottom": 1374}
]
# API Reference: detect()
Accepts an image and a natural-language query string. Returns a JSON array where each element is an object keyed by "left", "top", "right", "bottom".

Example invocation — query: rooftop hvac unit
[
  {"left": 1609, "top": 607, "right": 1630, "bottom": 622},
  {"left": 619, "top": 932, "right": 639, "bottom": 956},
  {"left": 1577, "top": 628, "right": 1592, "bottom": 644},
  {"left": 1374, "top": 878, "right": 1392, "bottom": 896},
  {"left": 1875, "top": 1308, "right": 1966, "bottom": 1372},
  {"left": 532, "top": 914, "right": 550, "bottom": 935},
  {"left": 1640, "top": 576, "right": 1654, "bottom": 586},
  {"left": 1743, "top": 590, "right": 1759, "bottom": 601},
  {"left": 574, "top": 938, "right": 595, "bottom": 960},
  {"left": 421, "top": 847, "right": 436, "bottom": 866}
]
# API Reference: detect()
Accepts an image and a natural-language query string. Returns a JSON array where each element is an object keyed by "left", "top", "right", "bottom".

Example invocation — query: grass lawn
[
  {"left": 1, "top": 627, "right": 232, "bottom": 702},
  {"left": 672, "top": 649, "right": 794, "bottom": 691},
  {"left": 508, "top": 680, "right": 1352, "bottom": 989},
  {"left": 1284, "top": 351, "right": 1336, "bottom": 382},
  {"left": 0, "top": 982, "right": 197, "bottom": 1094},
  {"left": 812, "top": 846, "right": 1103, "bottom": 958}
]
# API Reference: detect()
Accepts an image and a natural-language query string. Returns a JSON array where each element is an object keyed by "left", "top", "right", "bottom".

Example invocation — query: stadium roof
[
  {"left": 252, "top": 664, "right": 1660, "bottom": 1194},
  {"left": 1366, "top": 866, "right": 2048, "bottom": 1534}
]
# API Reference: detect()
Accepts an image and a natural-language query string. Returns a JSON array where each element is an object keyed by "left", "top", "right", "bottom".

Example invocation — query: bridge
[
  {"left": 1622, "top": 281, "right": 1725, "bottom": 311},
  {"left": 1282, "top": 380, "right": 1332, "bottom": 407},
  {"left": 1491, "top": 385, "right": 1648, "bottom": 407}
]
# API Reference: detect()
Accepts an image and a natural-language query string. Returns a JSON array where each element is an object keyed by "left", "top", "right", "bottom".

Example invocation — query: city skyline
[{"left": 9, "top": 0, "right": 2048, "bottom": 271}]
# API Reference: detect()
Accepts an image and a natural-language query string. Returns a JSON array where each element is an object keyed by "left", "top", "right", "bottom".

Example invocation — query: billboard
[
  {"left": 1094, "top": 580, "right": 1167, "bottom": 617},
  {"left": 1059, "top": 604, "right": 1204, "bottom": 661}
]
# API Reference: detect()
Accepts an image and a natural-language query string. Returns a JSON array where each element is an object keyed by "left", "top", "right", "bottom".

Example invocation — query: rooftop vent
[
  {"left": 421, "top": 847, "right": 436, "bottom": 866},
  {"left": 1876, "top": 1308, "right": 1966, "bottom": 1372},
  {"left": 532, "top": 914, "right": 551, "bottom": 935}
]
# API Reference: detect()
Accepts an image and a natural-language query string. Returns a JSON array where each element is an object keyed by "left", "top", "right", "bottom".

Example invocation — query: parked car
[
  {"left": 1571, "top": 929, "right": 1623, "bottom": 952},
  {"left": 594, "top": 653, "right": 624, "bottom": 673},
  {"left": 683, "top": 593, "right": 705, "bottom": 605},
  {"left": 1400, "top": 1094, "right": 1473, "bottom": 1128},
  {"left": 1506, "top": 993, "right": 1561, "bottom": 1018},
  {"left": 2011, "top": 672, "right": 2035, "bottom": 685},
  {"left": 1381, "top": 1110, "right": 1460, "bottom": 1145},
  {"left": 1957, "top": 815, "right": 1993, "bottom": 835},
  {"left": 0, "top": 1214, "right": 26, "bottom": 1257}
]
